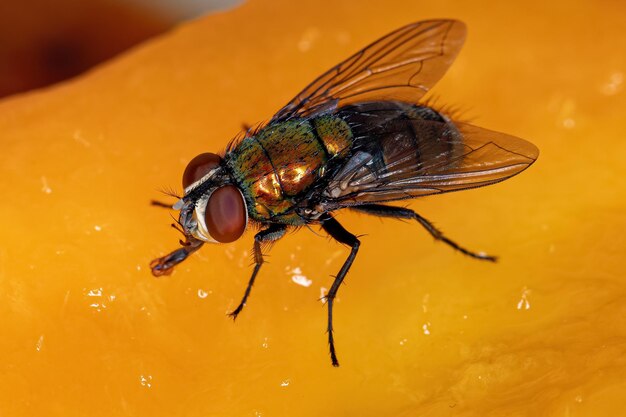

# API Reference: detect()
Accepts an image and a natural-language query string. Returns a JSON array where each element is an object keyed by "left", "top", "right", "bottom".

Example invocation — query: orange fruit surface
[{"left": 1, "top": 0, "right": 625, "bottom": 415}]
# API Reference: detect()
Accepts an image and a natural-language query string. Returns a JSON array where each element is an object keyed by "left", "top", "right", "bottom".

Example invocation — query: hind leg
[{"left": 351, "top": 204, "right": 496, "bottom": 261}]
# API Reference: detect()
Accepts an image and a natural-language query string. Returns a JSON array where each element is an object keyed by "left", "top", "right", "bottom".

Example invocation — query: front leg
[
  {"left": 321, "top": 216, "right": 360, "bottom": 367},
  {"left": 228, "top": 224, "right": 287, "bottom": 319},
  {"left": 150, "top": 237, "right": 204, "bottom": 277}
]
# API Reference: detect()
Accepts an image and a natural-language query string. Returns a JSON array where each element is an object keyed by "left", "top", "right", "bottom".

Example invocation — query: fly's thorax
[
  {"left": 226, "top": 117, "right": 353, "bottom": 223},
  {"left": 312, "top": 115, "right": 353, "bottom": 156},
  {"left": 225, "top": 131, "right": 294, "bottom": 221}
]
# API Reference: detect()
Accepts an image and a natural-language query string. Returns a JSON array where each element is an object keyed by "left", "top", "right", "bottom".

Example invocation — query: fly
[{"left": 150, "top": 20, "right": 539, "bottom": 366}]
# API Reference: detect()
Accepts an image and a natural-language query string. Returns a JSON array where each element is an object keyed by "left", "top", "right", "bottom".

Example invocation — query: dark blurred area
[{"left": 0, "top": 0, "right": 174, "bottom": 98}]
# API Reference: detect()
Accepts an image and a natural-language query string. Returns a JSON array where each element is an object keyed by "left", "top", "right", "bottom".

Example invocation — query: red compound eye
[
  {"left": 205, "top": 185, "right": 247, "bottom": 243},
  {"left": 182, "top": 152, "right": 222, "bottom": 189}
]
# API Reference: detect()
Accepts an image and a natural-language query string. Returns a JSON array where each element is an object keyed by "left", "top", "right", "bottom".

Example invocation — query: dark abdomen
[{"left": 335, "top": 101, "right": 462, "bottom": 181}]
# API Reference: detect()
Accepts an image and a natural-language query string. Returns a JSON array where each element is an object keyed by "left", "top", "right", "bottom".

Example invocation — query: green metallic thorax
[{"left": 226, "top": 115, "right": 352, "bottom": 224}]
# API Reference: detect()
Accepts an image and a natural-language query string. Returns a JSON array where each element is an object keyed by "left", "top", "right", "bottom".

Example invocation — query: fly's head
[
  {"left": 177, "top": 152, "right": 249, "bottom": 244},
  {"left": 150, "top": 152, "right": 248, "bottom": 276}
]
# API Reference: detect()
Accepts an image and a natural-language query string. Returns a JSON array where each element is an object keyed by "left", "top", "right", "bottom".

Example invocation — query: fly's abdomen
[
  {"left": 337, "top": 101, "right": 464, "bottom": 179},
  {"left": 228, "top": 117, "right": 353, "bottom": 221}
]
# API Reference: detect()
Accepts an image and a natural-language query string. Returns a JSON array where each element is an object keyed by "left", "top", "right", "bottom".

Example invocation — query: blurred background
[{"left": 0, "top": 0, "right": 239, "bottom": 98}]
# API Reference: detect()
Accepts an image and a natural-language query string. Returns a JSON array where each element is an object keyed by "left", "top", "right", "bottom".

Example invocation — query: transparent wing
[
  {"left": 271, "top": 20, "right": 466, "bottom": 122},
  {"left": 322, "top": 117, "right": 539, "bottom": 207}
]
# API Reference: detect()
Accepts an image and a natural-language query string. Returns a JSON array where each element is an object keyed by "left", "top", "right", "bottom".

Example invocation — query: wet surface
[{"left": 0, "top": 0, "right": 624, "bottom": 415}]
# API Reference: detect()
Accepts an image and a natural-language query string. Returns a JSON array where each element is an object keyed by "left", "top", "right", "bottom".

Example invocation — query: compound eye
[
  {"left": 182, "top": 152, "right": 222, "bottom": 189},
  {"left": 205, "top": 185, "right": 247, "bottom": 243}
]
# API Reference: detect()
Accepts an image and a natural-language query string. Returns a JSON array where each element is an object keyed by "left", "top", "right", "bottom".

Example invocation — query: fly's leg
[
  {"left": 321, "top": 216, "right": 360, "bottom": 367},
  {"left": 150, "top": 237, "right": 204, "bottom": 277},
  {"left": 228, "top": 224, "right": 287, "bottom": 320},
  {"left": 351, "top": 204, "right": 496, "bottom": 262}
]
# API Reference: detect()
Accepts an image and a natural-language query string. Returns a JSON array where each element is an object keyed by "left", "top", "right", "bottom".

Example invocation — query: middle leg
[{"left": 321, "top": 216, "right": 360, "bottom": 367}]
